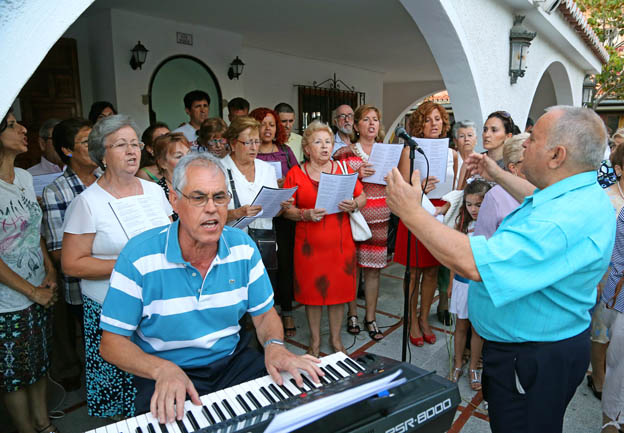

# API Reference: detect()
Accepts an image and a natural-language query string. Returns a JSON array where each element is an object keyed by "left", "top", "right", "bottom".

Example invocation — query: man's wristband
[{"left": 264, "top": 338, "right": 284, "bottom": 348}]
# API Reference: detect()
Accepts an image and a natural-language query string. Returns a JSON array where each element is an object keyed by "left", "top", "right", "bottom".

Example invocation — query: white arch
[
  {"left": 398, "top": 0, "right": 485, "bottom": 141},
  {"left": 0, "top": 0, "right": 94, "bottom": 118},
  {"left": 539, "top": 61, "right": 574, "bottom": 106}
]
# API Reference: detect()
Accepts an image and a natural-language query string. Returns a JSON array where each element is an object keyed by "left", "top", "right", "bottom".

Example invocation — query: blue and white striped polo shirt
[
  {"left": 100, "top": 221, "right": 274, "bottom": 368},
  {"left": 602, "top": 207, "right": 624, "bottom": 313}
]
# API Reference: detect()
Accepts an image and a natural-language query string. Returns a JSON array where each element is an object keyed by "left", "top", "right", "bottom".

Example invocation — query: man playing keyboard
[{"left": 99, "top": 152, "right": 322, "bottom": 425}]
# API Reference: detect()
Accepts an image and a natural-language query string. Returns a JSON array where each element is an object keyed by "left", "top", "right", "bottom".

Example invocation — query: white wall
[
  {"left": 383, "top": 80, "right": 446, "bottom": 135},
  {"left": 241, "top": 47, "right": 384, "bottom": 129},
  {"left": 529, "top": 71, "right": 557, "bottom": 122},
  {"left": 108, "top": 9, "right": 243, "bottom": 131}
]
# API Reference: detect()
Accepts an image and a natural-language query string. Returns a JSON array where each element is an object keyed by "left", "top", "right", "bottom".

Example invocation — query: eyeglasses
[
  {"left": 336, "top": 113, "right": 354, "bottom": 121},
  {"left": 208, "top": 138, "right": 228, "bottom": 147},
  {"left": 237, "top": 139, "right": 261, "bottom": 147},
  {"left": 107, "top": 141, "right": 144, "bottom": 151},
  {"left": 176, "top": 189, "right": 232, "bottom": 207}
]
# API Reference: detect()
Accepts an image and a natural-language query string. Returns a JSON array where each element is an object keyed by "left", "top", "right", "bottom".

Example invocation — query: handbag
[
  {"left": 338, "top": 161, "right": 372, "bottom": 242},
  {"left": 227, "top": 169, "right": 278, "bottom": 270}
]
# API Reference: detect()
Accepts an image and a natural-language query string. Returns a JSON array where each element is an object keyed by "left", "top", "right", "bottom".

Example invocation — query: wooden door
[{"left": 15, "top": 37, "right": 82, "bottom": 169}]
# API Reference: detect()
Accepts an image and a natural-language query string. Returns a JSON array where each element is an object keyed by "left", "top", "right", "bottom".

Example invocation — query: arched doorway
[
  {"left": 528, "top": 61, "right": 573, "bottom": 124},
  {"left": 148, "top": 55, "right": 223, "bottom": 127}
]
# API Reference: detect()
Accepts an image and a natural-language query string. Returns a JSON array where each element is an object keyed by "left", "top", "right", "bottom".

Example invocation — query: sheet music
[
  {"left": 266, "top": 369, "right": 406, "bottom": 433},
  {"left": 109, "top": 195, "right": 171, "bottom": 239},
  {"left": 33, "top": 172, "right": 62, "bottom": 197},
  {"left": 362, "top": 143, "right": 403, "bottom": 185},
  {"left": 232, "top": 186, "right": 297, "bottom": 229},
  {"left": 413, "top": 137, "right": 453, "bottom": 197},
  {"left": 314, "top": 172, "right": 358, "bottom": 215},
  {"left": 266, "top": 161, "right": 282, "bottom": 179}
]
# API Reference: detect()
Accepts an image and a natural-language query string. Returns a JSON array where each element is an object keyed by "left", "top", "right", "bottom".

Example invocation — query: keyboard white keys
[
  {"left": 89, "top": 353, "right": 364, "bottom": 433},
  {"left": 125, "top": 416, "right": 140, "bottom": 433},
  {"left": 184, "top": 400, "right": 209, "bottom": 430}
]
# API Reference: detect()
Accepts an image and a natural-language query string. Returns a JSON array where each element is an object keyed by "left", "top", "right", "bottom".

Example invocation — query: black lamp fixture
[
  {"left": 227, "top": 56, "right": 245, "bottom": 80},
  {"left": 509, "top": 15, "right": 537, "bottom": 84},
  {"left": 130, "top": 41, "right": 149, "bottom": 70},
  {"left": 582, "top": 75, "right": 596, "bottom": 107}
]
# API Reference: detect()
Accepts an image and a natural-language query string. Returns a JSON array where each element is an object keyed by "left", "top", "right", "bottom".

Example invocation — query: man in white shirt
[
  {"left": 27, "top": 118, "right": 64, "bottom": 175},
  {"left": 274, "top": 102, "right": 304, "bottom": 163},
  {"left": 332, "top": 104, "right": 354, "bottom": 156},
  {"left": 173, "top": 90, "right": 211, "bottom": 148}
]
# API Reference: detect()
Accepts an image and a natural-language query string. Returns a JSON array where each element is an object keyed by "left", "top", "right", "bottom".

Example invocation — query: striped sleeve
[
  {"left": 100, "top": 250, "right": 145, "bottom": 336},
  {"left": 245, "top": 241, "right": 274, "bottom": 316}
]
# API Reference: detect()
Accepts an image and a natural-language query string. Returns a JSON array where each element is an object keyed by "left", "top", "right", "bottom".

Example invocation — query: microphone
[{"left": 395, "top": 126, "right": 424, "bottom": 154}]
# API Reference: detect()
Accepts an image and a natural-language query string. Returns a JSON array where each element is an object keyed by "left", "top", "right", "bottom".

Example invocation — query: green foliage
[{"left": 577, "top": 0, "right": 624, "bottom": 105}]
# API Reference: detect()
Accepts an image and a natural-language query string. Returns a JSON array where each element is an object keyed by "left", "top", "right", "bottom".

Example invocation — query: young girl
[{"left": 449, "top": 179, "right": 491, "bottom": 391}]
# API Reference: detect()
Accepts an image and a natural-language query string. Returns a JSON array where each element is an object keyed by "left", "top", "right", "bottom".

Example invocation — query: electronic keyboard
[{"left": 86, "top": 352, "right": 460, "bottom": 433}]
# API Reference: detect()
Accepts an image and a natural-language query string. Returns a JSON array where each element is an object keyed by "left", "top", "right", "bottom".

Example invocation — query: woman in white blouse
[{"left": 61, "top": 115, "right": 172, "bottom": 419}]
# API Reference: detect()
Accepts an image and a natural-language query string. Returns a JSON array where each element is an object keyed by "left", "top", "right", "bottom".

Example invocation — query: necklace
[{"left": 353, "top": 142, "right": 370, "bottom": 162}]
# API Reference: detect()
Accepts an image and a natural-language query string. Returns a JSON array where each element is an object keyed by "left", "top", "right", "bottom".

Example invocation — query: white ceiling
[{"left": 91, "top": 0, "right": 442, "bottom": 82}]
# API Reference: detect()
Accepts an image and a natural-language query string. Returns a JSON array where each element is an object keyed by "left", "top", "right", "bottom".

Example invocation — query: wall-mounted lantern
[
  {"left": 509, "top": 16, "right": 537, "bottom": 84},
  {"left": 130, "top": 41, "right": 148, "bottom": 70},
  {"left": 227, "top": 56, "right": 245, "bottom": 80}
]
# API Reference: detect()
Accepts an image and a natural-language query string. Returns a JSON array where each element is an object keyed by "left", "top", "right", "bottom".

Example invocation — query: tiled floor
[{"left": 4, "top": 263, "right": 604, "bottom": 432}]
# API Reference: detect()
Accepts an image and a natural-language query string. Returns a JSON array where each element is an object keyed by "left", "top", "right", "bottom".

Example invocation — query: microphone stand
[{"left": 400, "top": 138, "right": 427, "bottom": 362}]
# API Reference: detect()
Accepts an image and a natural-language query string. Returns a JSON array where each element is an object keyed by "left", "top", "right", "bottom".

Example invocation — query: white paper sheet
[
  {"left": 314, "top": 172, "right": 358, "bottom": 215},
  {"left": 232, "top": 186, "right": 297, "bottom": 229},
  {"left": 266, "top": 161, "right": 282, "bottom": 180},
  {"left": 265, "top": 369, "right": 406, "bottom": 433},
  {"left": 362, "top": 143, "right": 403, "bottom": 185},
  {"left": 33, "top": 172, "right": 62, "bottom": 197},
  {"left": 412, "top": 137, "right": 453, "bottom": 197},
  {"left": 108, "top": 195, "right": 171, "bottom": 239}
]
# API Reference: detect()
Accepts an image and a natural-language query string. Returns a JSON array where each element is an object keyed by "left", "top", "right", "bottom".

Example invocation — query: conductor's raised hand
[
  {"left": 151, "top": 361, "right": 201, "bottom": 424},
  {"left": 464, "top": 153, "right": 500, "bottom": 181},
  {"left": 386, "top": 168, "right": 423, "bottom": 220},
  {"left": 264, "top": 343, "right": 323, "bottom": 388}
]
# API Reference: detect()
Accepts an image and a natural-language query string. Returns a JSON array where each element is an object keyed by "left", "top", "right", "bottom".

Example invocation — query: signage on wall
[{"left": 176, "top": 32, "right": 193, "bottom": 46}]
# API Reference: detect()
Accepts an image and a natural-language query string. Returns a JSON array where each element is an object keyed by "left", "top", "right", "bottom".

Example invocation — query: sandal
[
  {"left": 470, "top": 369, "right": 482, "bottom": 391},
  {"left": 448, "top": 367, "right": 463, "bottom": 383},
  {"left": 347, "top": 315, "right": 360, "bottom": 335},
  {"left": 283, "top": 315, "right": 296, "bottom": 338},
  {"left": 364, "top": 319, "right": 384, "bottom": 341},
  {"left": 37, "top": 423, "right": 60, "bottom": 433}
]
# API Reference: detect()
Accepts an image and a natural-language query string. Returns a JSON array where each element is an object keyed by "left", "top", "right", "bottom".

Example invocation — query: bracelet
[
  {"left": 263, "top": 338, "right": 284, "bottom": 348},
  {"left": 299, "top": 208, "right": 306, "bottom": 221}
]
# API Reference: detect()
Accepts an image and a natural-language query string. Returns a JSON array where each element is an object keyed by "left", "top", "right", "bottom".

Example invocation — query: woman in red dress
[
  {"left": 395, "top": 101, "right": 457, "bottom": 346},
  {"left": 283, "top": 121, "right": 366, "bottom": 356}
]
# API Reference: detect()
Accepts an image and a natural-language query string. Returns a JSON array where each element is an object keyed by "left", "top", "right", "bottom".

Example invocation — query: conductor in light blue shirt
[{"left": 385, "top": 106, "right": 615, "bottom": 433}]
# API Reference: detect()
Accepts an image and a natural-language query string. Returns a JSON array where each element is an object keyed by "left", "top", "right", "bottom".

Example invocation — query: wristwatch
[{"left": 264, "top": 338, "right": 285, "bottom": 348}]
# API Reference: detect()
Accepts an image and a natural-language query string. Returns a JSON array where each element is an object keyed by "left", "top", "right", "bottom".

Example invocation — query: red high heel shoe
[
  {"left": 409, "top": 333, "right": 424, "bottom": 347},
  {"left": 423, "top": 332, "right": 436, "bottom": 344}
]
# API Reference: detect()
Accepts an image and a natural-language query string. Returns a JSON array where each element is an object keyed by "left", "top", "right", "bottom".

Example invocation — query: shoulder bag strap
[{"left": 227, "top": 169, "right": 241, "bottom": 209}]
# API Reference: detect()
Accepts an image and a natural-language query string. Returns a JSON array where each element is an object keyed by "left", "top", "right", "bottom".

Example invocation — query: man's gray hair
[
  {"left": 172, "top": 152, "right": 226, "bottom": 195},
  {"left": 545, "top": 106, "right": 607, "bottom": 170},
  {"left": 39, "top": 118, "right": 61, "bottom": 138},
  {"left": 88, "top": 114, "right": 141, "bottom": 170},
  {"left": 452, "top": 120, "right": 476, "bottom": 139}
]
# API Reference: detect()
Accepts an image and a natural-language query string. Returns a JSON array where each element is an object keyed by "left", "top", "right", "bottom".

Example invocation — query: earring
[{"left": 67, "top": 153, "right": 72, "bottom": 157}]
